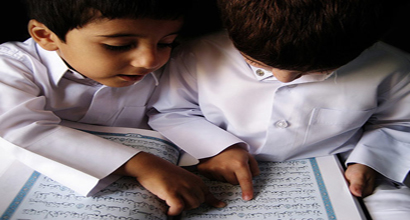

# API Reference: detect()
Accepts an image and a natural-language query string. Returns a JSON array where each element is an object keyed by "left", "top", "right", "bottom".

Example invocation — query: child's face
[
  {"left": 54, "top": 18, "right": 183, "bottom": 87},
  {"left": 242, "top": 54, "right": 334, "bottom": 83}
]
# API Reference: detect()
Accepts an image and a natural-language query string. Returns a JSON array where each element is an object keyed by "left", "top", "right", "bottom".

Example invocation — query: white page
[
  {"left": 0, "top": 142, "right": 20, "bottom": 212},
  {"left": 60, "top": 121, "right": 199, "bottom": 166},
  {"left": 2, "top": 172, "right": 168, "bottom": 220},
  {"left": 0, "top": 145, "right": 14, "bottom": 177},
  {"left": 316, "top": 155, "right": 366, "bottom": 220},
  {"left": 1, "top": 155, "right": 365, "bottom": 220},
  {"left": 181, "top": 156, "right": 365, "bottom": 220},
  {"left": 1, "top": 124, "right": 183, "bottom": 220},
  {"left": 0, "top": 160, "right": 33, "bottom": 214}
]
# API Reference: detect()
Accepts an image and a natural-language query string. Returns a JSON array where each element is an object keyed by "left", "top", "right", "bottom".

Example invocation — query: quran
[{"left": 0, "top": 122, "right": 366, "bottom": 220}]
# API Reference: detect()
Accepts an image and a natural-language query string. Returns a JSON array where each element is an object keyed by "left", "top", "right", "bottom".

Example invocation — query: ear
[{"left": 28, "top": 19, "right": 60, "bottom": 51}]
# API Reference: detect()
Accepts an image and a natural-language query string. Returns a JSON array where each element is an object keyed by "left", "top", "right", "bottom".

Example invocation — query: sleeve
[
  {"left": 0, "top": 53, "right": 139, "bottom": 196},
  {"left": 148, "top": 49, "right": 247, "bottom": 159},
  {"left": 347, "top": 69, "right": 410, "bottom": 185}
]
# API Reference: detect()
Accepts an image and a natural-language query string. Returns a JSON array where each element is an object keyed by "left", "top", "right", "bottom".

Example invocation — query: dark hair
[
  {"left": 25, "top": 0, "right": 190, "bottom": 42},
  {"left": 218, "top": 0, "right": 404, "bottom": 72}
]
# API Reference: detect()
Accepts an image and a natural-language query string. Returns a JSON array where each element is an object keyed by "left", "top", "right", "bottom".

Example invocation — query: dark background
[{"left": 1, "top": 0, "right": 409, "bottom": 53}]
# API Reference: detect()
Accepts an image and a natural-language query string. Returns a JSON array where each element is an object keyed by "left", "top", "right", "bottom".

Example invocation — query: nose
[
  {"left": 130, "top": 47, "right": 162, "bottom": 70},
  {"left": 272, "top": 69, "right": 302, "bottom": 83}
]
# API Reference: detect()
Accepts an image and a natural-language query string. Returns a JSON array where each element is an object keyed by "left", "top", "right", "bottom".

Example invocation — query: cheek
[
  {"left": 156, "top": 50, "right": 173, "bottom": 68},
  {"left": 74, "top": 55, "right": 120, "bottom": 77},
  {"left": 90, "top": 52, "right": 125, "bottom": 70}
]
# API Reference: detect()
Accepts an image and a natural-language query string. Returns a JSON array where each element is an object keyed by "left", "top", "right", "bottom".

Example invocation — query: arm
[
  {"left": 0, "top": 54, "right": 140, "bottom": 195},
  {"left": 148, "top": 44, "right": 259, "bottom": 200},
  {"left": 347, "top": 61, "right": 410, "bottom": 189},
  {"left": 148, "top": 48, "right": 247, "bottom": 159}
]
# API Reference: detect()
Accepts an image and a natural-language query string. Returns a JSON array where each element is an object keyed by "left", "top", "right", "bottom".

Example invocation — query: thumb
[
  {"left": 348, "top": 178, "right": 364, "bottom": 197},
  {"left": 205, "top": 191, "right": 226, "bottom": 208},
  {"left": 166, "top": 196, "right": 185, "bottom": 216},
  {"left": 345, "top": 164, "right": 377, "bottom": 198}
]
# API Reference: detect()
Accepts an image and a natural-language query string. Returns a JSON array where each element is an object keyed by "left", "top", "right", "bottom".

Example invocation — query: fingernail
[{"left": 218, "top": 201, "right": 227, "bottom": 208}]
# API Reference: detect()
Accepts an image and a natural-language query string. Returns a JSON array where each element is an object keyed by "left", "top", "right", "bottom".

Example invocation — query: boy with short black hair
[
  {"left": 149, "top": 0, "right": 410, "bottom": 217},
  {"left": 0, "top": 0, "right": 224, "bottom": 215}
]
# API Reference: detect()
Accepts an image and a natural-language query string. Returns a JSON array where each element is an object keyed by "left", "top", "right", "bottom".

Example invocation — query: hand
[
  {"left": 197, "top": 144, "right": 260, "bottom": 201},
  {"left": 116, "top": 152, "right": 226, "bottom": 216},
  {"left": 345, "top": 163, "right": 378, "bottom": 197}
]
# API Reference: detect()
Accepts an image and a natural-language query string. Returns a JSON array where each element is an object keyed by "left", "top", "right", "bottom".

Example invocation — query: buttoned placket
[
  {"left": 250, "top": 66, "right": 275, "bottom": 81},
  {"left": 248, "top": 65, "right": 336, "bottom": 159},
  {"left": 246, "top": 66, "right": 298, "bottom": 159}
]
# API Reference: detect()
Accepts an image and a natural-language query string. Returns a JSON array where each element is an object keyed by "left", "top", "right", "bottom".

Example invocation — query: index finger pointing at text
[{"left": 235, "top": 165, "right": 255, "bottom": 201}]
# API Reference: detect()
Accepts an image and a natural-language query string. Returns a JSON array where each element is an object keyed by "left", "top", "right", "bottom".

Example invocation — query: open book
[{"left": 0, "top": 122, "right": 366, "bottom": 220}]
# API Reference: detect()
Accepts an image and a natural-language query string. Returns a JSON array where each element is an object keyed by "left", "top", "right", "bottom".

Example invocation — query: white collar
[
  {"left": 36, "top": 42, "right": 69, "bottom": 86},
  {"left": 248, "top": 64, "right": 334, "bottom": 85}
]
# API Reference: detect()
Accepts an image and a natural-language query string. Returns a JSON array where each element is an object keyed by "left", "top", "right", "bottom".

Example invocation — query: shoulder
[
  {"left": 173, "top": 31, "right": 238, "bottom": 59},
  {"left": 0, "top": 39, "right": 42, "bottom": 73},
  {"left": 338, "top": 42, "right": 410, "bottom": 94},
  {"left": 355, "top": 42, "right": 410, "bottom": 72},
  {"left": 341, "top": 42, "right": 410, "bottom": 78},
  {"left": 0, "top": 39, "right": 47, "bottom": 86},
  {"left": 0, "top": 38, "right": 38, "bottom": 60},
  {"left": 170, "top": 31, "right": 246, "bottom": 75}
]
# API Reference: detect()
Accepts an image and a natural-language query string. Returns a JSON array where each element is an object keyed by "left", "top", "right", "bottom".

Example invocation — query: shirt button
[
  {"left": 275, "top": 120, "right": 290, "bottom": 128},
  {"left": 256, "top": 69, "right": 265, "bottom": 76}
]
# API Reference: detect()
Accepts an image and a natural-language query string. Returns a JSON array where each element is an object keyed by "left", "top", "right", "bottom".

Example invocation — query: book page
[
  {"left": 59, "top": 121, "right": 199, "bottom": 167},
  {"left": 315, "top": 156, "right": 366, "bottom": 220},
  {"left": 61, "top": 121, "right": 182, "bottom": 165},
  {"left": 3, "top": 173, "right": 168, "bottom": 220},
  {"left": 1, "top": 125, "right": 181, "bottom": 220},
  {"left": 181, "top": 156, "right": 364, "bottom": 220}
]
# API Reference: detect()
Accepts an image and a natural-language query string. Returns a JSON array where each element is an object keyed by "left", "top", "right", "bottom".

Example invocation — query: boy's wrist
[{"left": 114, "top": 152, "right": 153, "bottom": 178}]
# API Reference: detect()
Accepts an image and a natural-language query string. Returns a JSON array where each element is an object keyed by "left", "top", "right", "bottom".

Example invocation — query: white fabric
[
  {"left": 364, "top": 180, "right": 410, "bottom": 220},
  {"left": 149, "top": 31, "right": 410, "bottom": 218},
  {"left": 0, "top": 39, "right": 159, "bottom": 196}
]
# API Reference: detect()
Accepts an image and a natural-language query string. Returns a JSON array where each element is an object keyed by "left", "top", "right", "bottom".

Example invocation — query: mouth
[{"left": 118, "top": 74, "right": 146, "bottom": 82}]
